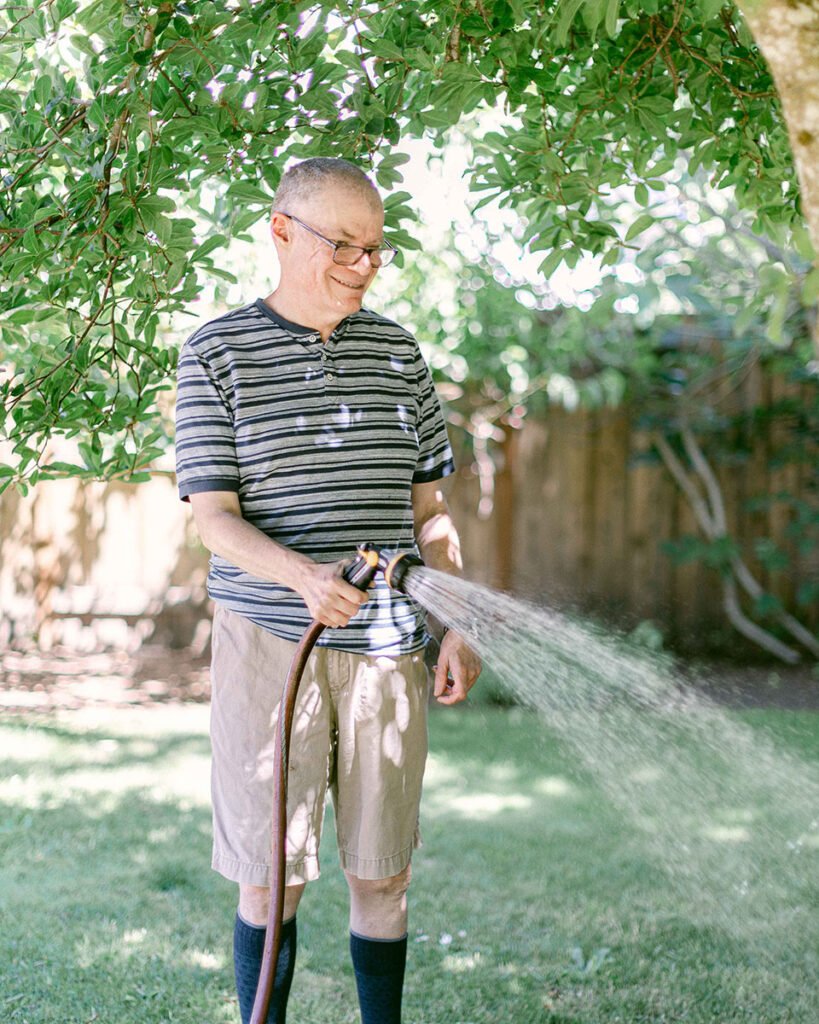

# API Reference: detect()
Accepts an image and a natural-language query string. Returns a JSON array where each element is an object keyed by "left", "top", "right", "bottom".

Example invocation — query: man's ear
[{"left": 270, "top": 211, "right": 291, "bottom": 246}]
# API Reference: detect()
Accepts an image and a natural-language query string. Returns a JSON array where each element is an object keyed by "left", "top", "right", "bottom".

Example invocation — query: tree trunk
[{"left": 736, "top": 0, "right": 819, "bottom": 355}]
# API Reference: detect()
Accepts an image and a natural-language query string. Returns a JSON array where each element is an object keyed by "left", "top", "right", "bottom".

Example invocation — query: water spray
[{"left": 250, "top": 544, "right": 423, "bottom": 1024}]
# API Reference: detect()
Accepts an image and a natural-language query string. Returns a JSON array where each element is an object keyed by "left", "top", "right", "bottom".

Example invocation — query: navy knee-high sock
[
  {"left": 233, "top": 913, "right": 297, "bottom": 1024},
  {"left": 350, "top": 931, "right": 407, "bottom": 1024}
]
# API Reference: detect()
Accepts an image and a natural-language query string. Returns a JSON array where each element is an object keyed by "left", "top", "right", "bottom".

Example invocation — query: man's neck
[{"left": 262, "top": 290, "right": 345, "bottom": 343}]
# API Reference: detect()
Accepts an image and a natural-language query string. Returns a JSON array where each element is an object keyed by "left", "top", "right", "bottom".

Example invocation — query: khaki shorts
[{"left": 209, "top": 604, "right": 430, "bottom": 886}]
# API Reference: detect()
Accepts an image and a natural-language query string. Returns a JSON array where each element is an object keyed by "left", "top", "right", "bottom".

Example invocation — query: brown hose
[
  {"left": 248, "top": 545, "right": 400, "bottom": 1022},
  {"left": 250, "top": 619, "right": 325, "bottom": 1024}
]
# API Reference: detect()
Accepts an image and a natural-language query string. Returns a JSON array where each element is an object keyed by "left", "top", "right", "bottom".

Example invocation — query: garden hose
[{"left": 250, "top": 544, "right": 421, "bottom": 1024}]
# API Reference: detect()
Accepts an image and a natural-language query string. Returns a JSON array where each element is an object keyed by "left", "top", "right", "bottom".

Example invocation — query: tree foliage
[
  {"left": 0, "top": 0, "right": 808, "bottom": 489},
  {"left": 378, "top": 172, "right": 817, "bottom": 659}
]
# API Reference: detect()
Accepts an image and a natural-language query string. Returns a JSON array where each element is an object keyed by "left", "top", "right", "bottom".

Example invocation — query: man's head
[{"left": 270, "top": 158, "right": 386, "bottom": 323}]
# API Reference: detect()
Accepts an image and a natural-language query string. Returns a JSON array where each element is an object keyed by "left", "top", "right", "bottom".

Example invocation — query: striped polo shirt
[{"left": 174, "top": 298, "right": 455, "bottom": 654}]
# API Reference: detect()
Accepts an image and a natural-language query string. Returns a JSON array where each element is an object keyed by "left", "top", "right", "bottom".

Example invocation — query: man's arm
[
  {"left": 189, "top": 490, "right": 368, "bottom": 628},
  {"left": 412, "top": 480, "right": 482, "bottom": 705}
]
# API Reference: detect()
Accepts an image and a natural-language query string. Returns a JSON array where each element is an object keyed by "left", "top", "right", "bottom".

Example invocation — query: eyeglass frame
[{"left": 276, "top": 210, "right": 398, "bottom": 267}]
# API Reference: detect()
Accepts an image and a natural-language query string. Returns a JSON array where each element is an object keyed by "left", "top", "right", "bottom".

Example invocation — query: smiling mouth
[{"left": 331, "top": 275, "right": 365, "bottom": 291}]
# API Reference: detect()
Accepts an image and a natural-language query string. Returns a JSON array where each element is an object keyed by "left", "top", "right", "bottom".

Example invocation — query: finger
[
  {"left": 338, "top": 579, "right": 371, "bottom": 605},
  {"left": 436, "top": 675, "right": 468, "bottom": 705},
  {"left": 433, "top": 659, "right": 450, "bottom": 698},
  {"left": 332, "top": 560, "right": 371, "bottom": 601},
  {"left": 315, "top": 595, "right": 363, "bottom": 627}
]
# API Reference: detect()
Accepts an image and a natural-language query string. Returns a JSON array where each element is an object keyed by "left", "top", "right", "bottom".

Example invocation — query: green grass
[{"left": 1, "top": 703, "right": 817, "bottom": 1023}]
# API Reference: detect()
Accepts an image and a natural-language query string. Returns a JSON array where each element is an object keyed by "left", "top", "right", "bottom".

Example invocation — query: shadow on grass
[
  {"left": 1, "top": 707, "right": 817, "bottom": 1024},
  {"left": 1, "top": 788, "right": 235, "bottom": 1023},
  {"left": 0, "top": 715, "right": 211, "bottom": 778}
]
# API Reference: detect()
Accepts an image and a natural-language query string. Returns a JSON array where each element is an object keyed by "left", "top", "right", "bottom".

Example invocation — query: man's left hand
[{"left": 433, "top": 631, "right": 482, "bottom": 706}]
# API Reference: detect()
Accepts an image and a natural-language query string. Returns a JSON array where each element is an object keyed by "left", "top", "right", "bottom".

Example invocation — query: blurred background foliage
[
  {"left": 1, "top": 0, "right": 813, "bottom": 486},
  {"left": 1, "top": 0, "right": 816, "bottom": 657}
]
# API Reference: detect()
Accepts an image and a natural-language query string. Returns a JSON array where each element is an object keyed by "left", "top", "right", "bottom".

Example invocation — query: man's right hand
[
  {"left": 188, "top": 492, "right": 369, "bottom": 628},
  {"left": 297, "top": 560, "right": 370, "bottom": 628}
]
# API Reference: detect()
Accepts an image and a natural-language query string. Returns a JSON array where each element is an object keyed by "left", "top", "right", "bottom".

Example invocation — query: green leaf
[
  {"left": 696, "top": 0, "right": 727, "bottom": 19},
  {"left": 192, "top": 234, "right": 228, "bottom": 261},
  {"left": 801, "top": 267, "right": 819, "bottom": 306},
  {"left": 624, "top": 213, "right": 655, "bottom": 242},
  {"left": 34, "top": 75, "right": 51, "bottom": 108},
  {"left": 539, "top": 248, "right": 565, "bottom": 278},
  {"left": 367, "top": 38, "right": 406, "bottom": 62},
  {"left": 604, "top": 0, "right": 621, "bottom": 36},
  {"left": 555, "top": 0, "right": 586, "bottom": 46},
  {"left": 227, "top": 181, "right": 274, "bottom": 205}
]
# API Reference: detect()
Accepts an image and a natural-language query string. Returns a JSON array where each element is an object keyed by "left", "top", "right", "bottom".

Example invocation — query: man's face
[{"left": 273, "top": 183, "right": 385, "bottom": 319}]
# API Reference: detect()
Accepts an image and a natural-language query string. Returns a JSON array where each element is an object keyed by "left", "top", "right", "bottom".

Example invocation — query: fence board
[{"left": 2, "top": 373, "right": 815, "bottom": 652}]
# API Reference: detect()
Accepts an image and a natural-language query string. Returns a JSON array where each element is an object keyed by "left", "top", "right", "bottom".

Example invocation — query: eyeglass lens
[{"left": 334, "top": 246, "right": 394, "bottom": 268}]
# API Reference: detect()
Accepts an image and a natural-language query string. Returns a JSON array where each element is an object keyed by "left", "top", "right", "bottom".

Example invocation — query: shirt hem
[
  {"left": 178, "top": 478, "right": 240, "bottom": 501},
  {"left": 412, "top": 461, "right": 456, "bottom": 484}
]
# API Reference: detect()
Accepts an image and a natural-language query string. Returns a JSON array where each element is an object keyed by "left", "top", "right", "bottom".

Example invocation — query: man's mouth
[{"left": 330, "top": 275, "right": 365, "bottom": 291}]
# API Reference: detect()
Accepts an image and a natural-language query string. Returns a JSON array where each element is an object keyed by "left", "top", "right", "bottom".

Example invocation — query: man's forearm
[
  {"left": 415, "top": 507, "right": 463, "bottom": 577},
  {"left": 196, "top": 506, "right": 313, "bottom": 591}
]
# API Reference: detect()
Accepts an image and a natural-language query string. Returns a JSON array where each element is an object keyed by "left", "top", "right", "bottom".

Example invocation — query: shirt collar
[{"left": 254, "top": 298, "right": 355, "bottom": 344}]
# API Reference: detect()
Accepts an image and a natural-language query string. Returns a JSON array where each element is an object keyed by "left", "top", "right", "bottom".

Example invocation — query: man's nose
[{"left": 350, "top": 250, "right": 378, "bottom": 271}]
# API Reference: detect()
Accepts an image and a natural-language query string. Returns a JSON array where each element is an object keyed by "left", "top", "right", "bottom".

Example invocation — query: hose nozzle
[
  {"left": 343, "top": 544, "right": 424, "bottom": 594},
  {"left": 377, "top": 549, "right": 424, "bottom": 594},
  {"left": 342, "top": 543, "right": 381, "bottom": 590}
]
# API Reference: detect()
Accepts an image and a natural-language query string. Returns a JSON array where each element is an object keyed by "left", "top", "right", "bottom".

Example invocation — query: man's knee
[
  {"left": 239, "top": 882, "right": 305, "bottom": 926},
  {"left": 346, "top": 863, "right": 412, "bottom": 901}
]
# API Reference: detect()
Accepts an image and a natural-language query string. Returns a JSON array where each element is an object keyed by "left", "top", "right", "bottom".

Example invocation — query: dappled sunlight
[
  {"left": 627, "top": 765, "right": 664, "bottom": 784},
  {"left": 533, "top": 775, "right": 574, "bottom": 797},
  {"left": 284, "top": 789, "right": 322, "bottom": 868},
  {"left": 381, "top": 719, "right": 405, "bottom": 766},
  {"left": 447, "top": 791, "right": 533, "bottom": 819},
  {"left": 702, "top": 825, "right": 751, "bottom": 843},
  {"left": 1, "top": 749, "right": 211, "bottom": 808},
  {"left": 0, "top": 708, "right": 212, "bottom": 811},
  {"left": 423, "top": 749, "right": 575, "bottom": 820},
  {"left": 186, "top": 949, "right": 226, "bottom": 971},
  {"left": 422, "top": 750, "right": 548, "bottom": 820},
  {"left": 442, "top": 951, "right": 483, "bottom": 973}
]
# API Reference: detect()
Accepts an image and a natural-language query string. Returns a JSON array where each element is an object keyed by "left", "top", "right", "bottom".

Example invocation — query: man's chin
[{"left": 334, "top": 290, "right": 365, "bottom": 309}]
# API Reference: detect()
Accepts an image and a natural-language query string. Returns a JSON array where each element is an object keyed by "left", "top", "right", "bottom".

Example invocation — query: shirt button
[{"left": 326, "top": 372, "right": 335, "bottom": 381}]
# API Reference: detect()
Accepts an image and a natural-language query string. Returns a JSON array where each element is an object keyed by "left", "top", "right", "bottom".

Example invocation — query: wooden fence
[
  {"left": 446, "top": 375, "right": 817, "bottom": 648},
  {"left": 1, "top": 373, "right": 816, "bottom": 654}
]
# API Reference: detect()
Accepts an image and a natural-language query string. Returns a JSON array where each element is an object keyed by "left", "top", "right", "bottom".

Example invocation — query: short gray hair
[{"left": 273, "top": 158, "right": 380, "bottom": 211}]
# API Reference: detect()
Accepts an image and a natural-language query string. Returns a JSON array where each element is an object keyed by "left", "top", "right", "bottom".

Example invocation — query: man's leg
[
  {"left": 331, "top": 648, "right": 430, "bottom": 1024},
  {"left": 345, "top": 866, "right": 411, "bottom": 1024},
  {"left": 233, "top": 882, "right": 305, "bottom": 1024},
  {"left": 209, "top": 612, "right": 334, "bottom": 1023}
]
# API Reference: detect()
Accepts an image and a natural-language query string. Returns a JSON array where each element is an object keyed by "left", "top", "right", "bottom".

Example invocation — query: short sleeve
[
  {"left": 412, "top": 344, "right": 456, "bottom": 484},
  {"left": 174, "top": 340, "right": 240, "bottom": 502}
]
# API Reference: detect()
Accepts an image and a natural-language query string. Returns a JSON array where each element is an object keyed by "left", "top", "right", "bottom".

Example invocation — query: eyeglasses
[{"left": 278, "top": 211, "right": 398, "bottom": 267}]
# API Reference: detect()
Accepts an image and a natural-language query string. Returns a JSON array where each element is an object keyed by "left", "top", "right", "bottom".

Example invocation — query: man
[{"left": 175, "top": 157, "right": 481, "bottom": 1024}]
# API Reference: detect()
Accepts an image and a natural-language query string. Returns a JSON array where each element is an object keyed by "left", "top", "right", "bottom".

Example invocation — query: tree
[
  {"left": 1, "top": 0, "right": 815, "bottom": 489},
  {"left": 379, "top": 167, "right": 817, "bottom": 661},
  {"left": 734, "top": 0, "right": 819, "bottom": 293}
]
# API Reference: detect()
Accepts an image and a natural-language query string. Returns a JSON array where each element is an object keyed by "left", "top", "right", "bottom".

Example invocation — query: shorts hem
[
  {"left": 338, "top": 838, "right": 420, "bottom": 881},
  {"left": 212, "top": 851, "right": 321, "bottom": 887}
]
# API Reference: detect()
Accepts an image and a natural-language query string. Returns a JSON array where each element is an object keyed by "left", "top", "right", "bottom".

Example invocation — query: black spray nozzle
[
  {"left": 342, "top": 543, "right": 381, "bottom": 590},
  {"left": 342, "top": 544, "right": 424, "bottom": 594},
  {"left": 377, "top": 549, "right": 424, "bottom": 594}
]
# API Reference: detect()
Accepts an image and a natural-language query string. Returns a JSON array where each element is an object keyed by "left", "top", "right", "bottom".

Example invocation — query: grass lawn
[{"left": 1, "top": 701, "right": 817, "bottom": 1023}]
